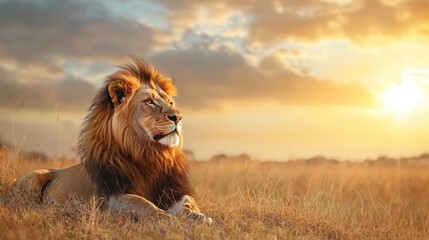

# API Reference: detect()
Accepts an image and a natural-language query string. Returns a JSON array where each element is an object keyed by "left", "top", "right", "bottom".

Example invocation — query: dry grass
[{"left": 1, "top": 148, "right": 429, "bottom": 239}]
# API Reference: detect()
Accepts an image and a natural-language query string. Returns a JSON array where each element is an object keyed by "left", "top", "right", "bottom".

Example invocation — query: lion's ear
[{"left": 108, "top": 80, "right": 137, "bottom": 107}]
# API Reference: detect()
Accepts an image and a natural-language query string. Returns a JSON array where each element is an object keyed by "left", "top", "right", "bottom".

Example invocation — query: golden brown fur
[{"left": 13, "top": 58, "right": 212, "bottom": 224}]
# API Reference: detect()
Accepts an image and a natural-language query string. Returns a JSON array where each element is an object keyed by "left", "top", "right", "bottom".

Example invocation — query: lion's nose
[{"left": 167, "top": 114, "right": 182, "bottom": 123}]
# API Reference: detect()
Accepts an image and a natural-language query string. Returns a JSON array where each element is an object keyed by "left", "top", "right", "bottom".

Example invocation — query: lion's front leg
[
  {"left": 168, "top": 195, "right": 213, "bottom": 225},
  {"left": 108, "top": 194, "right": 171, "bottom": 220}
]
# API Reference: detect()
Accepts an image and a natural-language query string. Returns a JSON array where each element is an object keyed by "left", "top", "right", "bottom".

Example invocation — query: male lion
[{"left": 13, "top": 58, "right": 212, "bottom": 225}]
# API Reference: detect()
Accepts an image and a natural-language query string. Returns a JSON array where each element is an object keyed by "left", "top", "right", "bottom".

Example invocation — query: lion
[{"left": 13, "top": 58, "right": 212, "bottom": 225}]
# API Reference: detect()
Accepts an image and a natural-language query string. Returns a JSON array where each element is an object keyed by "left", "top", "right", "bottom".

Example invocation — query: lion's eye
[
  {"left": 169, "top": 101, "right": 173, "bottom": 106},
  {"left": 145, "top": 100, "right": 155, "bottom": 106}
]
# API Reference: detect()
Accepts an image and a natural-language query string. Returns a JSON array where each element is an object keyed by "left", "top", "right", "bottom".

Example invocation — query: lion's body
[
  {"left": 13, "top": 58, "right": 212, "bottom": 225},
  {"left": 42, "top": 164, "right": 94, "bottom": 203}
]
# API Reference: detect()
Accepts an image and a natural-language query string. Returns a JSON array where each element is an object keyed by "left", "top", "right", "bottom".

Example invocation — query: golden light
[{"left": 381, "top": 83, "right": 425, "bottom": 114}]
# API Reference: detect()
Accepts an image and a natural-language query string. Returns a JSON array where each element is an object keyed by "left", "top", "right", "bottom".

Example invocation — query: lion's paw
[
  {"left": 205, "top": 216, "right": 213, "bottom": 226},
  {"left": 182, "top": 210, "right": 213, "bottom": 226}
]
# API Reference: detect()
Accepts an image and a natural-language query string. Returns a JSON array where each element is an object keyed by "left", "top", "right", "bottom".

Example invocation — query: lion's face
[
  {"left": 132, "top": 85, "right": 182, "bottom": 147},
  {"left": 111, "top": 83, "right": 182, "bottom": 148}
]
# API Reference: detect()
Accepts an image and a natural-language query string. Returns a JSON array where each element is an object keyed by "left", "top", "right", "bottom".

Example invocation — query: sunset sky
[{"left": 0, "top": 0, "right": 428, "bottom": 160}]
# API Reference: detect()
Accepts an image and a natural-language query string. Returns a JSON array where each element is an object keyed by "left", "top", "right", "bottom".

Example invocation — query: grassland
[{"left": 1, "top": 147, "right": 429, "bottom": 239}]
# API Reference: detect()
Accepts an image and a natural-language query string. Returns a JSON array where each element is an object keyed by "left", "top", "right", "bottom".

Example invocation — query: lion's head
[
  {"left": 78, "top": 58, "right": 193, "bottom": 204},
  {"left": 107, "top": 60, "right": 183, "bottom": 149},
  {"left": 80, "top": 58, "right": 185, "bottom": 154}
]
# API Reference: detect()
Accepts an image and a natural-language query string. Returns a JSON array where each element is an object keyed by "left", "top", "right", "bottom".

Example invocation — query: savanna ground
[{"left": 1, "top": 146, "right": 429, "bottom": 240}]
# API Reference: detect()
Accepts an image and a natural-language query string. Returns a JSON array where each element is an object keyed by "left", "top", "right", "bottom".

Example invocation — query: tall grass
[{"left": 1, "top": 149, "right": 428, "bottom": 239}]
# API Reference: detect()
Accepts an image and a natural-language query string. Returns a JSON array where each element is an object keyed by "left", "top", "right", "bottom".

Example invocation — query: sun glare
[
  {"left": 381, "top": 83, "right": 425, "bottom": 114},
  {"left": 380, "top": 68, "right": 429, "bottom": 114}
]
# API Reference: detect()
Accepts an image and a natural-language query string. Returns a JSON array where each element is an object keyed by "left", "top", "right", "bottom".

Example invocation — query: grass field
[{"left": 1, "top": 147, "right": 429, "bottom": 239}]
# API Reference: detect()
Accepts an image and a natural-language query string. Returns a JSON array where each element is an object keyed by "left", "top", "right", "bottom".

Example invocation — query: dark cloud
[
  {"left": 0, "top": 0, "right": 155, "bottom": 65},
  {"left": 0, "top": 68, "right": 96, "bottom": 111},
  {"left": 149, "top": 47, "right": 376, "bottom": 109},
  {"left": 0, "top": 0, "right": 158, "bottom": 112}
]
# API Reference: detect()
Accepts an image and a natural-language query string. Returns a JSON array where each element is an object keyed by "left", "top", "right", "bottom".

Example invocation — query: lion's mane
[{"left": 78, "top": 59, "right": 194, "bottom": 210}]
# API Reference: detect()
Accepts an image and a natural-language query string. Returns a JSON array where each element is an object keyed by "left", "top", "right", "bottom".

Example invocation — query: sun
[{"left": 381, "top": 83, "right": 425, "bottom": 114}]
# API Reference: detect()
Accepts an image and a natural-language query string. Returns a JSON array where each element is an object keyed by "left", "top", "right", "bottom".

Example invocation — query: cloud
[
  {"left": 0, "top": 0, "right": 392, "bottom": 113},
  {"left": 0, "top": 0, "right": 156, "bottom": 66},
  {"left": 149, "top": 47, "right": 376, "bottom": 109},
  {"left": 0, "top": 68, "right": 96, "bottom": 111},
  {"left": 340, "top": 0, "right": 429, "bottom": 44},
  {"left": 248, "top": 1, "right": 342, "bottom": 44},
  {"left": 155, "top": 0, "right": 429, "bottom": 45}
]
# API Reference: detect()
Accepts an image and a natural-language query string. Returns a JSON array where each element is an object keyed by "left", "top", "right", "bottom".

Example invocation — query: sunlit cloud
[{"left": 149, "top": 47, "right": 376, "bottom": 110}]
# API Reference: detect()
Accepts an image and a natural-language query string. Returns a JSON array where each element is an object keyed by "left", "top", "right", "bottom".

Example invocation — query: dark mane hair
[{"left": 77, "top": 58, "right": 193, "bottom": 210}]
